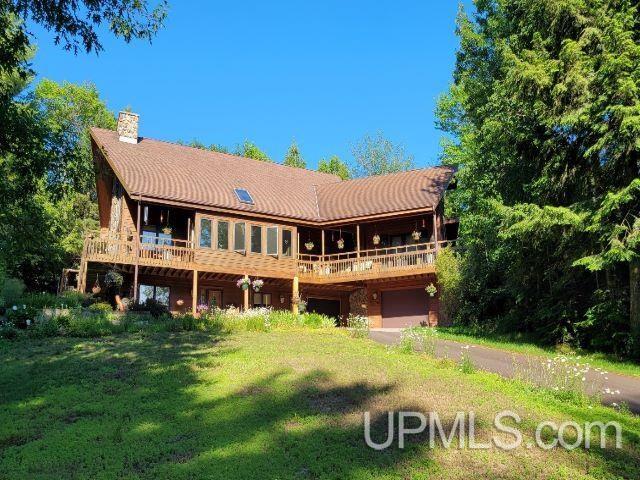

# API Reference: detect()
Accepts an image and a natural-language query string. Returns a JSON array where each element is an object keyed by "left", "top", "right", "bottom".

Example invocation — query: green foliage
[
  {"left": 436, "top": 0, "right": 640, "bottom": 355},
  {"left": 347, "top": 314, "right": 369, "bottom": 338},
  {"left": 0, "top": 277, "right": 25, "bottom": 306},
  {"left": 317, "top": 155, "right": 351, "bottom": 180},
  {"left": 179, "top": 139, "right": 229, "bottom": 154},
  {"left": 283, "top": 140, "right": 306, "bottom": 168},
  {"left": 88, "top": 302, "right": 113, "bottom": 313},
  {"left": 129, "top": 298, "right": 169, "bottom": 318},
  {"left": 235, "top": 140, "right": 272, "bottom": 162},
  {"left": 351, "top": 131, "right": 414, "bottom": 178},
  {"left": 6, "top": 0, "right": 168, "bottom": 54},
  {"left": 434, "top": 247, "right": 460, "bottom": 321}
]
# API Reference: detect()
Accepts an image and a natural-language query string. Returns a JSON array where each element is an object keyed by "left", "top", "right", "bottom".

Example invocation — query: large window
[
  {"left": 281, "top": 229, "right": 292, "bottom": 257},
  {"left": 253, "top": 292, "right": 272, "bottom": 307},
  {"left": 266, "top": 227, "right": 278, "bottom": 256},
  {"left": 200, "top": 218, "right": 212, "bottom": 248},
  {"left": 217, "top": 220, "right": 229, "bottom": 250},
  {"left": 234, "top": 222, "right": 246, "bottom": 252},
  {"left": 138, "top": 285, "right": 170, "bottom": 306},
  {"left": 251, "top": 225, "right": 262, "bottom": 254}
]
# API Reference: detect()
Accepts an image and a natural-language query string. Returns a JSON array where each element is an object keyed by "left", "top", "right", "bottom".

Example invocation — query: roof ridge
[{"left": 90, "top": 126, "right": 341, "bottom": 181}]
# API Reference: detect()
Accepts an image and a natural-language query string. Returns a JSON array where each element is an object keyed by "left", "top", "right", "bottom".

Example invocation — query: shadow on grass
[
  {"left": 0, "top": 332, "right": 434, "bottom": 479},
  {"left": 1, "top": 332, "right": 639, "bottom": 479}
]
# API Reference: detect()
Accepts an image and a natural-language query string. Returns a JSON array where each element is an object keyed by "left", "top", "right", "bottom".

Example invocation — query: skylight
[{"left": 234, "top": 188, "right": 254, "bottom": 205}]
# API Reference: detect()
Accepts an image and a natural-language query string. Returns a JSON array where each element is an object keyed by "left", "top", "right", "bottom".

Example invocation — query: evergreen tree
[
  {"left": 283, "top": 140, "right": 306, "bottom": 168},
  {"left": 436, "top": 0, "right": 640, "bottom": 354}
]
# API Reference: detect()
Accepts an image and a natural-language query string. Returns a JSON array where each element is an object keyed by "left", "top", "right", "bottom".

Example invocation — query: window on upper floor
[
  {"left": 200, "top": 218, "right": 212, "bottom": 248},
  {"left": 266, "top": 227, "right": 278, "bottom": 256},
  {"left": 281, "top": 229, "right": 292, "bottom": 257},
  {"left": 234, "top": 222, "right": 246, "bottom": 252},
  {"left": 251, "top": 225, "right": 262, "bottom": 254},
  {"left": 217, "top": 220, "right": 229, "bottom": 250}
]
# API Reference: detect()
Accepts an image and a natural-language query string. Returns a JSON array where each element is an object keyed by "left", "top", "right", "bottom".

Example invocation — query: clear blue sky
[{"left": 28, "top": 1, "right": 470, "bottom": 170}]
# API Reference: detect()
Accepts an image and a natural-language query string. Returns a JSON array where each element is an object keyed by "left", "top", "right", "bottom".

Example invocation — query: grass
[
  {"left": 436, "top": 326, "right": 640, "bottom": 378},
  {"left": 1, "top": 330, "right": 640, "bottom": 479}
]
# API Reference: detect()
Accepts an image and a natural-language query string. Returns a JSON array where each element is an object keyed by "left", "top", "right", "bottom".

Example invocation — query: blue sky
[{"left": 28, "top": 1, "right": 470, "bottom": 170}]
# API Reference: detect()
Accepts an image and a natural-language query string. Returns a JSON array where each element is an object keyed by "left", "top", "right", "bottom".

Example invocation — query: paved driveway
[{"left": 369, "top": 329, "right": 640, "bottom": 413}]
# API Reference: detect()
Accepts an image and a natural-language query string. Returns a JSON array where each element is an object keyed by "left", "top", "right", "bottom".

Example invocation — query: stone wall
[{"left": 349, "top": 287, "right": 368, "bottom": 317}]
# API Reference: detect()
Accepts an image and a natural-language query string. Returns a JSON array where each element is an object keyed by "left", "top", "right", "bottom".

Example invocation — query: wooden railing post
[{"left": 243, "top": 274, "right": 250, "bottom": 311}]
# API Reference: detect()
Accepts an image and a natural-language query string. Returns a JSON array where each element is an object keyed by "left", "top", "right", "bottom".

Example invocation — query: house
[{"left": 77, "top": 111, "right": 457, "bottom": 327}]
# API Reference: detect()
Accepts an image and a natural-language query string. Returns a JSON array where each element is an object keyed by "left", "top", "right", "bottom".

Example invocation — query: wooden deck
[{"left": 81, "top": 233, "right": 450, "bottom": 284}]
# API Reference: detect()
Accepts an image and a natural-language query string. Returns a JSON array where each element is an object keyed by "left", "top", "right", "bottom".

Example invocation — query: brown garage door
[{"left": 381, "top": 288, "right": 429, "bottom": 328}]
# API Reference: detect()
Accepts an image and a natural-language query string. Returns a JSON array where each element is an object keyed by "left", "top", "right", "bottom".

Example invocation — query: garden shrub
[
  {"left": 88, "top": 302, "right": 113, "bottom": 313},
  {"left": 130, "top": 298, "right": 169, "bottom": 318},
  {"left": 0, "top": 278, "right": 25, "bottom": 306},
  {"left": 347, "top": 314, "right": 369, "bottom": 338}
]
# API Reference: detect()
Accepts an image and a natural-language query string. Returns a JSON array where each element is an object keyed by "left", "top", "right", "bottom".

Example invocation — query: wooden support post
[
  {"left": 133, "top": 200, "right": 141, "bottom": 301},
  {"left": 433, "top": 209, "right": 439, "bottom": 251},
  {"left": 243, "top": 274, "right": 250, "bottom": 311},
  {"left": 192, "top": 270, "right": 198, "bottom": 315},
  {"left": 356, "top": 224, "right": 361, "bottom": 259},
  {"left": 321, "top": 230, "right": 325, "bottom": 258},
  {"left": 292, "top": 275, "right": 299, "bottom": 315}
]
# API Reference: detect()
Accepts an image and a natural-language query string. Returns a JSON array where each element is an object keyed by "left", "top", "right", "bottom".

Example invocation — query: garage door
[
  {"left": 307, "top": 298, "right": 341, "bottom": 323},
  {"left": 381, "top": 288, "right": 429, "bottom": 328}
]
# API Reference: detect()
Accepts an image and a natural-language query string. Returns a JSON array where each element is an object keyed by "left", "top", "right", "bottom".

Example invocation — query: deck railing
[
  {"left": 84, "top": 233, "right": 195, "bottom": 268},
  {"left": 83, "top": 232, "right": 453, "bottom": 281},
  {"left": 297, "top": 241, "right": 453, "bottom": 281}
]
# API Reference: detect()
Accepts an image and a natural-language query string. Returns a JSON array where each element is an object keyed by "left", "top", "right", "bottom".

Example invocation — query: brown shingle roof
[
  {"left": 91, "top": 128, "right": 454, "bottom": 223},
  {"left": 316, "top": 167, "right": 455, "bottom": 221}
]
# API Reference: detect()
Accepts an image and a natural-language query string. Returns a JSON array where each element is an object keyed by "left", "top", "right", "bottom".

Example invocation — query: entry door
[
  {"left": 207, "top": 290, "right": 222, "bottom": 309},
  {"left": 381, "top": 288, "right": 429, "bottom": 328}
]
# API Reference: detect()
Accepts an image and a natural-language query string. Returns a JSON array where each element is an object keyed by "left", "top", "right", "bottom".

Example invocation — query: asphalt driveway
[{"left": 369, "top": 329, "right": 640, "bottom": 413}]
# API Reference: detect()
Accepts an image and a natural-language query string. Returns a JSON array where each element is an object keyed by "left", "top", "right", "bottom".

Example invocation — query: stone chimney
[{"left": 117, "top": 111, "right": 139, "bottom": 144}]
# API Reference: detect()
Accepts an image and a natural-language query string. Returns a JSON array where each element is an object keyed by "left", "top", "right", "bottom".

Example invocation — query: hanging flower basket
[
  {"left": 176, "top": 299, "right": 184, "bottom": 306},
  {"left": 337, "top": 238, "right": 345, "bottom": 250},
  {"left": 252, "top": 279, "right": 264, "bottom": 292},
  {"left": 237, "top": 277, "right": 251, "bottom": 290},
  {"left": 91, "top": 274, "right": 101, "bottom": 294},
  {"left": 305, "top": 241, "right": 315, "bottom": 251},
  {"left": 372, "top": 234, "right": 381, "bottom": 246},
  {"left": 162, "top": 227, "right": 172, "bottom": 235},
  {"left": 411, "top": 230, "right": 422, "bottom": 241},
  {"left": 425, "top": 283, "right": 437, "bottom": 297}
]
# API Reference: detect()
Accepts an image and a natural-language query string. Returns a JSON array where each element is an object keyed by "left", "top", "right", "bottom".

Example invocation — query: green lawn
[
  {"left": 1, "top": 329, "right": 639, "bottom": 479},
  {"left": 435, "top": 327, "right": 640, "bottom": 378}
]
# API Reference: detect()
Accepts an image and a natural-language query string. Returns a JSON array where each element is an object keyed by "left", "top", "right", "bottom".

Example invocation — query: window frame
[
  {"left": 217, "top": 220, "right": 229, "bottom": 250},
  {"left": 138, "top": 284, "right": 171, "bottom": 307},
  {"left": 266, "top": 226, "right": 278, "bottom": 257},
  {"left": 234, "top": 221, "right": 246, "bottom": 253},
  {"left": 250, "top": 224, "right": 263, "bottom": 255},
  {"left": 281, "top": 228, "right": 293, "bottom": 258},
  {"left": 199, "top": 218, "right": 212, "bottom": 248}
]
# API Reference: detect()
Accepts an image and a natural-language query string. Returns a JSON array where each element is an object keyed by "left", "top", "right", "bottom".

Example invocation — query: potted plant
[
  {"left": 336, "top": 238, "right": 345, "bottom": 250},
  {"left": 237, "top": 277, "right": 251, "bottom": 291},
  {"left": 425, "top": 283, "right": 437, "bottom": 297},
  {"left": 252, "top": 279, "right": 264, "bottom": 292},
  {"left": 372, "top": 234, "right": 381, "bottom": 246},
  {"left": 411, "top": 230, "right": 422, "bottom": 241},
  {"left": 305, "top": 241, "right": 314, "bottom": 251}
]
